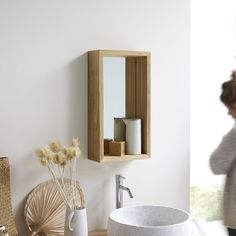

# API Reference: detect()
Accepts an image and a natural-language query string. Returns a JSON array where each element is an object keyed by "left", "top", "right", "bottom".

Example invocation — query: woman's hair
[{"left": 220, "top": 71, "right": 236, "bottom": 106}]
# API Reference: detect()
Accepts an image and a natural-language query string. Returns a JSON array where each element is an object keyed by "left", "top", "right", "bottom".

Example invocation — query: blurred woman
[{"left": 210, "top": 71, "right": 236, "bottom": 236}]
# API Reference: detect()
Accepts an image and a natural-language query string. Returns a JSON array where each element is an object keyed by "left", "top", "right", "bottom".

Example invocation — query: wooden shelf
[
  {"left": 88, "top": 49, "right": 151, "bottom": 162},
  {"left": 101, "top": 154, "right": 150, "bottom": 162}
]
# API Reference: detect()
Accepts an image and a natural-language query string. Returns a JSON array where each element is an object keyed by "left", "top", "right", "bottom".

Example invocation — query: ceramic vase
[
  {"left": 0, "top": 225, "right": 9, "bottom": 236},
  {"left": 123, "top": 118, "right": 141, "bottom": 154},
  {"left": 114, "top": 117, "right": 126, "bottom": 141},
  {"left": 64, "top": 207, "right": 88, "bottom": 236}
]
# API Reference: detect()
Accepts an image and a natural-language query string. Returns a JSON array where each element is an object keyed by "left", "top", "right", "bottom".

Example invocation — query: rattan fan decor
[
  {"left": 0, "top": 157, "right": 18, "bottom": 236},
  {"left": 24, "top": 179, "right": 85, "bottom": 236}
]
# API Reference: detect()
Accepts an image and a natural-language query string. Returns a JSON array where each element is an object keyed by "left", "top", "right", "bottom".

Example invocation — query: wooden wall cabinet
[{"left": 88, "top": 50, "right": 151, "bottom": 162}]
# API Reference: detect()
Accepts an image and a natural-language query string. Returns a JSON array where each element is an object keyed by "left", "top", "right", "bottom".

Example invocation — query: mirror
[{"left": 103, "top": 57, "right": 126, "bottom": 139}]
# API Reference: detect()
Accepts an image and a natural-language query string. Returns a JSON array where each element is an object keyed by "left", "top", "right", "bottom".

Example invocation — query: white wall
[{"left": 0, "top": 0, "right": 190, "bottom": 234}]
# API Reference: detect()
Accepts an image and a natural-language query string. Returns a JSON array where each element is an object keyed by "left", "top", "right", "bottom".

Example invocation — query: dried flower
[
  {"left": 71, "top": 138, "right": 79, "bottom": 147},
  {"left": 60, "top": 159, "right": 67, "bottom": 167},
  {"left": 39, "top": 158, "right": 47, "bottom": 166},
  {"left": 63, "top": 147, "right": 69, "bottom": 155},
  {"left": 73, "top": 147, "right": 81, "bottom": 158},
  {"left": 53, "top": 153, "right": 62, "bottom": 164},
  {"left": 35, "top": 138, "right": 82, "bottom": 210},
  {"left": 36, "top": 148, "right": 48, "bottom": 158},
  {"left": 49, "top": 141, "right": 62, "bottom": 153},
  {"left": 66, "top": 154, "right": 73, "bottom": 161},
  {"left": 46, "top": 154, "right": 52, "bottom": 161},
  {"left": 66, "top": 147, "right": 75, "bottom": 160}
]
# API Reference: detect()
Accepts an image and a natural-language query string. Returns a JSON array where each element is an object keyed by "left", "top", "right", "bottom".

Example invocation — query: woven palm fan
[{"left": 24, "top": 179, "right": 85, "bottom": 236}]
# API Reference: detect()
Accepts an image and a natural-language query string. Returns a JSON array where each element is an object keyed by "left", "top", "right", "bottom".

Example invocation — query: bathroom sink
[{"left": 107, "top": 205, "right": 192, "bottom": 236}]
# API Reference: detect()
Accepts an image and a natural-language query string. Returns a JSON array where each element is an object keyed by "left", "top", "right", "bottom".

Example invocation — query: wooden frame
[{"left": 88, "top": 50, "right": 151, "bottom": 162}]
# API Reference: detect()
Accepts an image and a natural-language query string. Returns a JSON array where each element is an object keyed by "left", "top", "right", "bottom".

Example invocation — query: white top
[{"left": 210, "top": 124, "right": 236, "bottom": 229}]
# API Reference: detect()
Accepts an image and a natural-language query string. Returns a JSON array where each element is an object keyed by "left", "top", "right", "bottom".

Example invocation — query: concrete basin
[{"left": 107, "top": 205, "right": 192, "bottom": 236}]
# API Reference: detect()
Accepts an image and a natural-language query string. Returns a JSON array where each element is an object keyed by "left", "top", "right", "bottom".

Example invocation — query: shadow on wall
[
  {"left": 12, "top": 151, "right": 49, "bottom": 235},
  {"left": 15, "top": 195, "right": 29, "bottom": 235},
  {"left": 67, "top": 53, "right": 88, "bottom": 153}
]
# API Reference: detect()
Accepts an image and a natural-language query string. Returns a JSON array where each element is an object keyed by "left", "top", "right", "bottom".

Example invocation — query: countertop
[{"left": 89, "top": 230, "right": 107, "bottom": 236}]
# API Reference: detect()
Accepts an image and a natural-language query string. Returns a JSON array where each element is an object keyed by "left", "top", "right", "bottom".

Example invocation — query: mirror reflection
[{"left": 103, "top": 57, "right": 126, "bottom": 139}]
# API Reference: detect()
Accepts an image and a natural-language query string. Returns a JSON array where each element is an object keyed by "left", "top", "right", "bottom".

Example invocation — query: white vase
[
  {"left": 0, "top": 225, "right": 9, "bottom": 236},
  {"left": 64, "top": 207, "right": 88, "bottom": 236},
  {"left": 123, "top": 118, "right": 141, "bottom": 154}
]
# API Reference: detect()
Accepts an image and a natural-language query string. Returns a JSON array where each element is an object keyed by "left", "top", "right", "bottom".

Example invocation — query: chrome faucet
[{"left": 116, "top": 174, "right": 133, "bottom": 209}]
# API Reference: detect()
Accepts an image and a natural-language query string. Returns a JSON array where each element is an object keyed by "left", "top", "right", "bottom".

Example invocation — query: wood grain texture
[
  {"left": 88, "top": 50, "right": 151, "bottom": 162},
  {"left": 126, "top": 57, "right": 136, "bottom": 118},
  {"left": 102, "top": 154, "right": 149, "bottom": 162},
  {"left": 100, "top": 50, "right": 149, "bottom": 57},
  {"left": 89, "top": 230, "right": 107, "bottom": 236},
  {"left": 88, "top": 51, "right": 103, "bottom": 161},
  {"left": 109, "top": 141, "right": 125, "bottom": 156},
  {"left": 135, "top": 55, "right": 151, "bottom": 156}
]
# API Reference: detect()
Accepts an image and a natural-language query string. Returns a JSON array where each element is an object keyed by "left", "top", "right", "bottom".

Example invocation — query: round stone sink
[{"left": 107, "top": 205, "right": 192, "bottom": 236}]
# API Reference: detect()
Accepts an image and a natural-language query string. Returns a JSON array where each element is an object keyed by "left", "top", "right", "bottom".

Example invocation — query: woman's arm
[{"left": 210, "top": 127, "right": 236, "bottom": 175}]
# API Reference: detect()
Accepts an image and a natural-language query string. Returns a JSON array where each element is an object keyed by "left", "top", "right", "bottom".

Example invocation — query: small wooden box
[
  {"left": 109, "top": 141, "right": 125, "bottom": 156},
  {"left": 104, "top": 139, "right": 112, "bottom": 154}
]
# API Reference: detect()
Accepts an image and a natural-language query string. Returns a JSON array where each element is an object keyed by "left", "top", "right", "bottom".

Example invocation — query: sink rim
[{"left": 109, "top": 205, "right": 191, "bottom": 229}]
